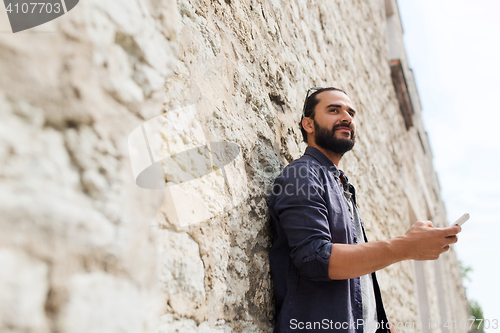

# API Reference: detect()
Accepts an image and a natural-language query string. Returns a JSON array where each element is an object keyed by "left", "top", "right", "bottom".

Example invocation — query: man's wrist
[{"left": 387, "top": 236, "right": 411, "bottom": 262}]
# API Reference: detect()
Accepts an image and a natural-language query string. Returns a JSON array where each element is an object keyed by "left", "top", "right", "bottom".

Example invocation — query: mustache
[{"left": 332, "top": 123, "right": 354, "bottom": 133}]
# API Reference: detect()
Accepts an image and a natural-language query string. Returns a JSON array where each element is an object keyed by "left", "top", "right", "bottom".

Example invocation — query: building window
[{"left": 390, "top": 59, "right": 414, "bottom": 130}]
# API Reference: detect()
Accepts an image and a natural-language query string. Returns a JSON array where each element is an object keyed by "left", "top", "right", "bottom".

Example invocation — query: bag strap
[{"left": 341, "top": 172, "right": 391, "bottom": 333}]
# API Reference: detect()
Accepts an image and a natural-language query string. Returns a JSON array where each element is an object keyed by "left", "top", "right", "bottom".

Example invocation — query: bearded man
[{"left": 268, "top": 87, "right": 461, "bottom": 333}]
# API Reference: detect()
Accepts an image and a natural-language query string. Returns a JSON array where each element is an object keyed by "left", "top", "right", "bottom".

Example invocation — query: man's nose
[{"left": 340, "top": 110, "right": 353, "bottom": 122}]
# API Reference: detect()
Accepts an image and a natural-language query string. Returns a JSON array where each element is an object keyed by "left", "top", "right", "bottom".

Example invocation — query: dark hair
[{"left": 300, "top": 87, "right": 348, "bottom": 143}]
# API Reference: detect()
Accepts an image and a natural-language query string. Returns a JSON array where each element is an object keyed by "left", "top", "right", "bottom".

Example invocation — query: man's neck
[{"left": 307, "top": 143, "right": 343, "bottom": 166}]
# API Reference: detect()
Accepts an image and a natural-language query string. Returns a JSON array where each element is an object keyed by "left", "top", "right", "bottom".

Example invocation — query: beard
[{"left": 313, "top": 119, "right": 356, "bottom": 155}]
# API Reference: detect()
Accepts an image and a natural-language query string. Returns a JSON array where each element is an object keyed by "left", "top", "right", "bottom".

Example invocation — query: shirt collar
[{"left": 304, "top": 146, "right": 340, "bottom": 178}]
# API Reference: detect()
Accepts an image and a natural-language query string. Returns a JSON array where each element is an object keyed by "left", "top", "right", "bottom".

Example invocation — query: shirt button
[{"left": 357, "top": 302, "right": 362, "bottom": 307}]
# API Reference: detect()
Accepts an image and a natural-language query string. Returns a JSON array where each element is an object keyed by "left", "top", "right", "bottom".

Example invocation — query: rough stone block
[{"left": 0, "top": 249, "right": 49, "bottom": 332}]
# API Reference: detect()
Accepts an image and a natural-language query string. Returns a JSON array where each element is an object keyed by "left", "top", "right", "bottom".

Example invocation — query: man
[{"left": 268, "top": 87, "right": 461, "bottom": 333}]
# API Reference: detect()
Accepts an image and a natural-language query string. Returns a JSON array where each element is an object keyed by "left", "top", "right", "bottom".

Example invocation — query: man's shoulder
[{"left": 275, "top": 154, "right": 328, "bottom": 183}]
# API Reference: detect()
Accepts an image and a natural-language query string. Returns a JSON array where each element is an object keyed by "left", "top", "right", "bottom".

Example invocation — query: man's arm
[{"left": 328, "top": 221, "right": 461, "bottom": 280}]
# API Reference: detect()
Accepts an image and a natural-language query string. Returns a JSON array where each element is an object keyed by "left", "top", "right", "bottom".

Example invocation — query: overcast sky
[{"left": 398, "top": 0, "right": 500, "bottom": 330}]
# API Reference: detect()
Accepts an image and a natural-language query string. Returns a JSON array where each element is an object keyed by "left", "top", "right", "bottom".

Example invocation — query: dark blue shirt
[{"left": 269, "top": 147, "right": 388, "bottom": 333}]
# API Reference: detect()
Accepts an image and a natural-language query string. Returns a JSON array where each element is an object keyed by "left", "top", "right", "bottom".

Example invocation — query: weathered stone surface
[
  {"left": 1, "top": 0, "right": 175, "bottom": 332},
  {"left": 0, "top": 249, "right": 49, "bottom": 332},
  {"left": 157, "top": 229, "right": 206, "bottom": 319},
  {"left": 58, "top": 272, "right": 159, "bottom": 333}
]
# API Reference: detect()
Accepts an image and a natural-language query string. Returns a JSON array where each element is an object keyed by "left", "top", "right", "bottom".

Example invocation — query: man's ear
[{"left": 302, "top": 117, "right": 314, "bottom": 135}]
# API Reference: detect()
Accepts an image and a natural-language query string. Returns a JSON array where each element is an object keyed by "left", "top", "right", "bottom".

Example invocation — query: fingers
[
  {"left": 405, "top": 220, "right": 461, "bottom": 261},
  {"left": 413, "top": 220, "right": 433, "bottom": 228},
  {"left": 439, "top": 235, "right": 457, "bottom": 256},
  {"left": 442, "top": 224, "right": 462, "bottom": 236},
  {"left": 408, "top": 222, "right": 459, "bottom": 260},
  {"left": 445, "top": 235, "right": 458, "bottom": 244}
]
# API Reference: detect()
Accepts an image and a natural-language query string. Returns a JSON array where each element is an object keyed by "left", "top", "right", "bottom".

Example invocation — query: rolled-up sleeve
[{"left": 273, "top": 166, "right": 333, "bottom": 281}]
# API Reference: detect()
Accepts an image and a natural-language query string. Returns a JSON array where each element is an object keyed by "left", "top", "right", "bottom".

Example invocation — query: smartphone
[{"left": 453, "top": 213, "right": 470, "bottom": 227}]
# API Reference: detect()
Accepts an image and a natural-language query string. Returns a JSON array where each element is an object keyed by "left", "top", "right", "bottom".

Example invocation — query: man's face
[{"left": 311, "top": 90, "right": 357, "bottom": 155}]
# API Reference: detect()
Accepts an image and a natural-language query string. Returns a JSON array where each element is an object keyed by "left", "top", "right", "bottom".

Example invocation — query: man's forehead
[{"left": 316, "top": 90, "right": 354, "bottom": 108}]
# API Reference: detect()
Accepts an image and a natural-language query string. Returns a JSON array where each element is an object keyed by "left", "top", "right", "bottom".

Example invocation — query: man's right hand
[
  {"left": 399, "top": 221, "right": 461, "bottom": 260},
  {"left": 328, "top": 220, "right": 461, "bottom": 280}
]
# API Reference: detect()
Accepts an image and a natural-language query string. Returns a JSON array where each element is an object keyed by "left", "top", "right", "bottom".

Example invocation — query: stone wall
[{"left": 0, "top": 0, "right": 468, "bottom": 332}]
